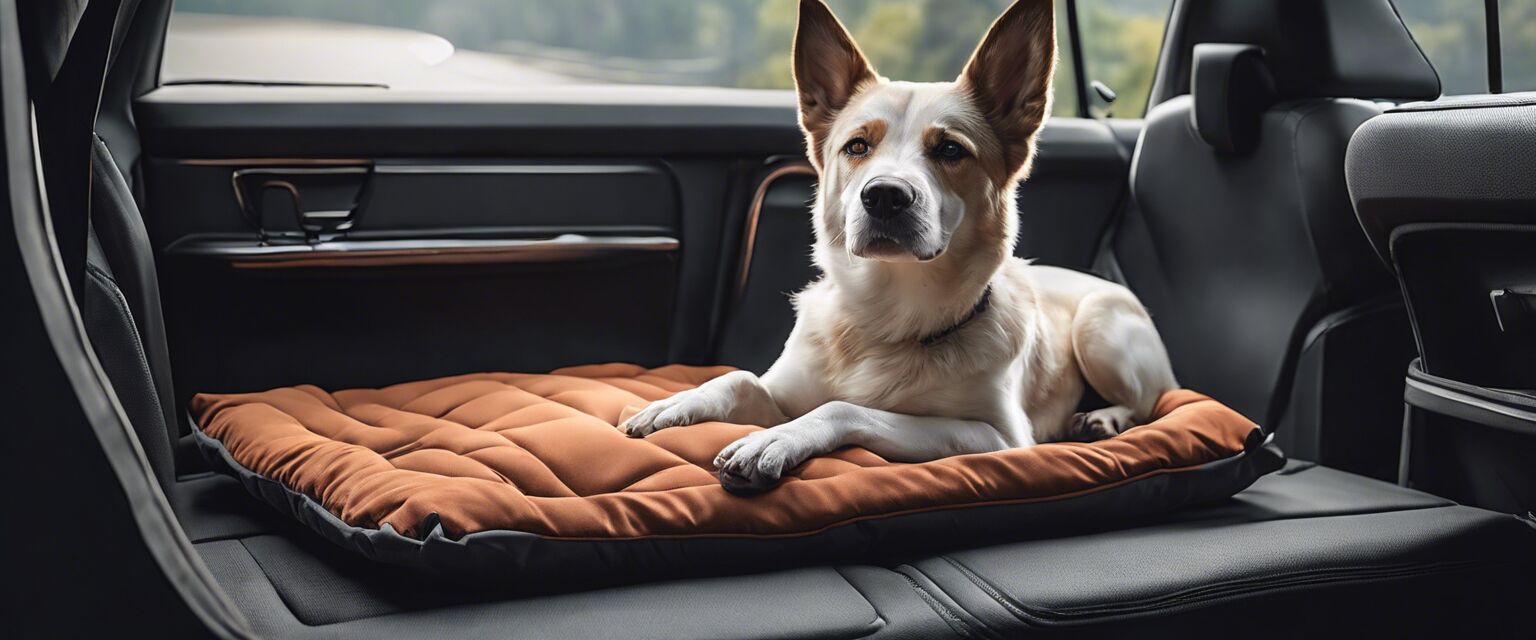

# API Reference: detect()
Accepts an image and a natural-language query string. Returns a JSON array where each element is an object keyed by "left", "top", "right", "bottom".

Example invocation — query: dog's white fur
[{"left": 622, "top": 0, "right": 1177, "bottom": 492}]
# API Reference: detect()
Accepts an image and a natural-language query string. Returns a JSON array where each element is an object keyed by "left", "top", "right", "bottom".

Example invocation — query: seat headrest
[
  {"left": 1191, "top": 44, "right": 1275, "bottom": 154},
  {"left": 1156, "top": 0, "right": 1441, "bottom": 105}
]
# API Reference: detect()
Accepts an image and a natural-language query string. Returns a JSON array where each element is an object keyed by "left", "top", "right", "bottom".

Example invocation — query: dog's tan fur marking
[{"left": 842, "top": 119, "right": 888, "bottom": 167}]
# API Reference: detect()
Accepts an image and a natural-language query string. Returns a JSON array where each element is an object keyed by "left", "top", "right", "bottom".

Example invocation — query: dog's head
[{"left": 794, "top": 0, "right": 1055, "bottom": 267}]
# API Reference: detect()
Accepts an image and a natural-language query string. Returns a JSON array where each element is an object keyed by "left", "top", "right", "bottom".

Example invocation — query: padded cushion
[{"left": 191, "top": 364, "right": 1280, "bottom": 578}]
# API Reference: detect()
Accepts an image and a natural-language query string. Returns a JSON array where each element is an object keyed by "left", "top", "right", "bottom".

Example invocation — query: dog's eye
[
  {"left": 844, "top": 138, "right": 871, "bottom": 157},
  {"left": 934, "top": 140, "right": 968, "bottom": 161}
]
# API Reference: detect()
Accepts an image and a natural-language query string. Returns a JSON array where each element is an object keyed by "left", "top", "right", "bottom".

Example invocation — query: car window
[
  {"left": 1074, "top": 0, "right": 1173, "bottom": 118},
  {"left": 1501, "top": 0, "right": 1535, "bottom": 92},
  {"left": 162, "top": 1, "right": 1171, "bottom": 120},
  {"left": 1395, "top": 0, "right": 1490, "bottom": 96}
]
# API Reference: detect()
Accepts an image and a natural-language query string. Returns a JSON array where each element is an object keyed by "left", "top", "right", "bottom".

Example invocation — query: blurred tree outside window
[
  {"left": 165, "top": 1, "right": 1173, "bottom": 120},
  {"left": 1501, "top": 0, "right": 1536, "bottom": 92},
  {"left": 1395, "top": 0, "right": 1489, "bottom": 96},
  {"left": 1075, "top": 0, "right": 1171, "bottom": 118}
]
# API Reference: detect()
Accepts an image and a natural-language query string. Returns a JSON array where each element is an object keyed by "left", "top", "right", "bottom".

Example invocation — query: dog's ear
[
  {"left": 959, "top": 0, "right": 1056, "bottom": 176},
  {"left": 793, "top": 0, "right": 876, "bottom": 170}
]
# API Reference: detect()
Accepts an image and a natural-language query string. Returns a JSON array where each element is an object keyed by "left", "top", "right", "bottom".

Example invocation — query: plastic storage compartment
[{"left": 1402, "top": 360, "right": 1536, "bottom": 513}]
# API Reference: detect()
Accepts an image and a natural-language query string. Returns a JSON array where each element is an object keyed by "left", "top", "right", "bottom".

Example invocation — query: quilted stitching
[{"left": 192, "top": 363, "right": 1260, "bottom": 540}]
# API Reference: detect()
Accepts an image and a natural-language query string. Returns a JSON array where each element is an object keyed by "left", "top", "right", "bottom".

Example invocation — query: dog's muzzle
[{"left": 854, "top": 177, "right": 940, "bottom": 261}]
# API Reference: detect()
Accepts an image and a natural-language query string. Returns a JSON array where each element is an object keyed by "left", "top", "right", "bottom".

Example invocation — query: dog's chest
[{"left": 815, "top": 331, "right": 1001, "bottom": 414}]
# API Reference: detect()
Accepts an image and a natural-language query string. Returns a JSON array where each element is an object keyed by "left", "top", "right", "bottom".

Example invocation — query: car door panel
[{"left": 134, "top": 88, "right": 1136, "bottom": 430}]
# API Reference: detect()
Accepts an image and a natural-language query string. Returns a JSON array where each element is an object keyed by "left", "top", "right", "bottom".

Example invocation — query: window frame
[
  {"left": 1486, "top": 0, "right": 1504, "bottom": 93},
  {"left": 1063, "top": 0, "right": 1092, "bottom": 118},
  {"left": 1062, "top": 0, "right": 1175, "bottom": 120}
]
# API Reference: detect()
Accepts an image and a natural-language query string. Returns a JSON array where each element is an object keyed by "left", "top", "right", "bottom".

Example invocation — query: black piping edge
[{"left": 191, "top": 416, "right": 1282, "bottom": 581}]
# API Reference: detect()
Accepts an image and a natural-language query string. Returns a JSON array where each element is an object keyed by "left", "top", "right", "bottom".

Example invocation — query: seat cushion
[
  {"left": 180, "top": 461, "right": 1536, "bottom": 638},
  {"left": 190, "top": 363, "right": 1280, "bottom": 578}
]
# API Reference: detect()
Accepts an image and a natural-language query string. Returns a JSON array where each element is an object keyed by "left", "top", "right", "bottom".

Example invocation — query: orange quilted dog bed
[{"left": 192, "top": 363, "right": 1281, "bottom": 578}]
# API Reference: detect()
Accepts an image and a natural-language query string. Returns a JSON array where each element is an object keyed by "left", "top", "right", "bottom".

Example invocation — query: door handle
[
  {"left": 233, "top": 166, "right": 370, "bottom": 244},
  {"left": 1490, "top": 286, "right": 1536, "bottom": 333}
]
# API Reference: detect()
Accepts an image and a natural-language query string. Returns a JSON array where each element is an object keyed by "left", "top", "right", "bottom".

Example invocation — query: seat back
[
  {"left": 1348, "top": 93, "right": 1536, "bottom": 510},
  {"left": 83, "top": 134, "right": 179, "bottom": 486},
  {"left": 27, "top": 0, "right": 179, "bottom": 487},
  {"left": 1349, "top": 93, "right": 1536, "bottom": 388},
  {"left": 1113, "top": 0, "right": 1439, "bottom": 477}
]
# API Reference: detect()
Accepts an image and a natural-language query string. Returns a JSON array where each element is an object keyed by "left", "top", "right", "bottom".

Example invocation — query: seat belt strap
[{"left": 34, "top": 0, "right": 123, "bottom": 297}]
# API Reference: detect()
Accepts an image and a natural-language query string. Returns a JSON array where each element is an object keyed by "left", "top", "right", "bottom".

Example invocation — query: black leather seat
[
  {"left": 39, "top": 0, "right": 1536, "bottom": 637},
  {"left": 1111, "top": 0, "right": 1435, "bottom": 480},
  {"left": 152, "top": 459, "right": 1527, "bottom": 639}
]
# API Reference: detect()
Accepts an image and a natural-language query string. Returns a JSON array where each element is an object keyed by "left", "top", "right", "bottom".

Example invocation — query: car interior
[{"left": 4, "top": 0, "right": 1535, "bottom": 637}]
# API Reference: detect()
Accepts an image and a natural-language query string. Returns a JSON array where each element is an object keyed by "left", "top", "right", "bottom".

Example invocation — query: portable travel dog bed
[{"left": 192, "top": 363, "right": 1282, "bottom": 580}]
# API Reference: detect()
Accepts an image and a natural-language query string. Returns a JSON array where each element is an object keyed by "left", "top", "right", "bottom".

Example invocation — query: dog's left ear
[
  {"left": 794, "top": 0, "right": 877, "bottom": 170},
  {"left": 959, "top": 0, "right": 1056, "bottom": 176}
]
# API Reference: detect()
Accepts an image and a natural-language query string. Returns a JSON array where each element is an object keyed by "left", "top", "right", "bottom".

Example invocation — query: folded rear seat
[{"left": 169, "top": 460, "right": 1535, "bottom": 638}]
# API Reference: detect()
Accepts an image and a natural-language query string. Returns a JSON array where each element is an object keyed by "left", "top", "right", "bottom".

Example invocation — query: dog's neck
[
  {"left": 919, "top": 285, "right": 993, "bottom": 347},
  {"left": 818, "top": 241, "right": 1008, "bottom": 345}
]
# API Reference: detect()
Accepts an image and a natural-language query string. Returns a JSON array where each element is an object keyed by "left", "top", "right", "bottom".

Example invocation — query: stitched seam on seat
[
  {"left": 940, "top": 552, "right": 1488, "bottom": 623},
  {"left": 939, "top": 556, "right": 1039, "bottom": 624},
  {"left": 85, "top": 265, "right": 170, "bottom": 452},
  {"left": 1056, "top": 560, "right": 1484, "bottom": 617},
  {"left": 87, "top": 266, "right": 156, "bottom": 402},
  {"left": 236, "top": 537, "right": 326, "bottom": 627},
  {"left": 898, "top": 572, "right": 979, "bottom": 639},
  {"left": 829, "top": 567, "right": 895, "bottom": 638}
]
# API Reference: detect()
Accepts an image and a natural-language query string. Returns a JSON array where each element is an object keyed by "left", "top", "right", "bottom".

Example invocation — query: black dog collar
[{"left": 919, "top": 285, "right": 993, "bottom": 347}]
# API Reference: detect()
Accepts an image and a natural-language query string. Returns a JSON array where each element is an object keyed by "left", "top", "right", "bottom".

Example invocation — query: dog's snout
[{"left": 861, "top": 178, "right": 916, "bottom": 220}]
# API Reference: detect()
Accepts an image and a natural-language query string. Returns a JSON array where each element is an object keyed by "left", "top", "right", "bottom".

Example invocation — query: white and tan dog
[{"left": 623, "top": 0, "right": 1177, "bottom": 492}]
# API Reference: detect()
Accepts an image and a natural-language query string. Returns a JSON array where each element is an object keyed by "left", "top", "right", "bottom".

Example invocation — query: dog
[{"left": 621, "top": 0, "right": 1177, "bottom": 492}]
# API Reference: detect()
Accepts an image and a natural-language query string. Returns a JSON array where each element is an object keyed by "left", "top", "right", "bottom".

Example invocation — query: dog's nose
[{"left": 861, "top": 178, "right": 915, "bottom": 220}]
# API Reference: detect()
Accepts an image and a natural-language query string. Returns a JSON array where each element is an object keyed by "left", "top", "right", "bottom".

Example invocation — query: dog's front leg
[
  {"left": 620, "top": 370, "right": 790, "bottom": 437},
  {"left": 714, "top": 402, "right": 1013, "bottom": 493}
]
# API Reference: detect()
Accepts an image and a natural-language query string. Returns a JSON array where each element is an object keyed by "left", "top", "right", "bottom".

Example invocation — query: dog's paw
[
  {"left": 714, "top": 429, "right": 814, "bottom": 494},
  {"left": 1070, "top": 406, "right": 1138, "bottom": 442},
  {"left": 619, "top": 389, "right": 716, "bottom": 437}
]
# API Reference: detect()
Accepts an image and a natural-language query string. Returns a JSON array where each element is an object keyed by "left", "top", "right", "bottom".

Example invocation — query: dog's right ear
[
  {"left": 793, "top": 0, "right": 876, "bottom": 170},
  {"left": 959, "top": 0, "right": 1056, "bottom": 177}
]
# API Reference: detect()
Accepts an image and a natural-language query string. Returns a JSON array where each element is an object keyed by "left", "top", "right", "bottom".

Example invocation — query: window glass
[
  {"left": 1503, "top": 0, "right": 1536, "bottom": 92},
  {"left": 165, "top": 0, "right": 1086, "bottom": 117},
  {"left": 1075, "top": 0, "right": 1173, "bottom": 118},
  {"left": 1394, "top": 0, "right": 1488, "bottom": 96}
]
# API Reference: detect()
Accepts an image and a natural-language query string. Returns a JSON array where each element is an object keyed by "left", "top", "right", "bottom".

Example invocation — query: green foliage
[
  {"left": 1395, "top": 0, "right": 1489, "bottom": 95},
  {"left": 1078, "top": 0, "right": 1166, "bottom": 118},
  {"left": 1493, "top": 0, "right": 1536, "bottom": 93},
  {"left": 170, "top": 2, "right": 1522, "bottom": 117}
]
